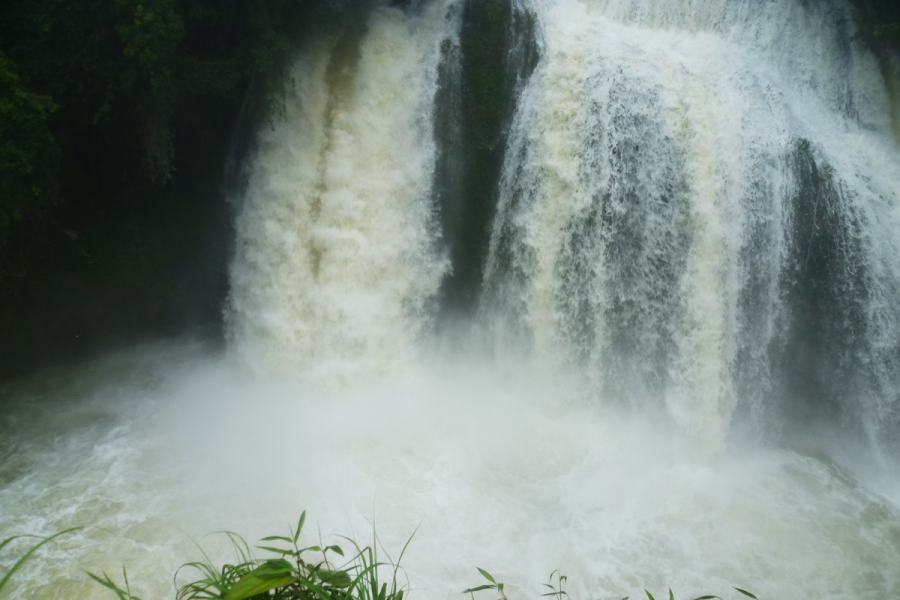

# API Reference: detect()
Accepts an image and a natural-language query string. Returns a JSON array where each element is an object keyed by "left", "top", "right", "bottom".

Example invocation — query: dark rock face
[{"left": 433, "top": 0, "right": 540, "bottom": 319}]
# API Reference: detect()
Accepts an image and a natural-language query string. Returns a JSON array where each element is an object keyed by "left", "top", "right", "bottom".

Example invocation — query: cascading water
[
  {"left": 483, "top": 0, "right": 900, "bottom": 452},
  {"left": 228, "top": 0, "right": 454, "bottom": 383},
  {"left": 3, "top": 1, "right": 900, "bottom": 599}
]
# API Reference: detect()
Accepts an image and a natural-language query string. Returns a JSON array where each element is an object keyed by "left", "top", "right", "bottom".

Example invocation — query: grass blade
[
  {"left": 476, "top": 568, "right": 496, "bottom": 584},
  {"left": 0, "top": 527, "right": 83, "bottom": 592},
  {"left": 255, "top": 545, "right": 295, "bottom": 555},
  {"left": 85, "top": 571, "right": 130, "bottom": 600},
  {"left": 294, "top": 510, "right": 307, "bottom": 543},
  {"left": 0, "top": 535, "right": 30, "bottom": 554}
]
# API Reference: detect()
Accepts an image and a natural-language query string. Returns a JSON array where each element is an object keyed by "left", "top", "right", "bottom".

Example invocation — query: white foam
[
  {"left": 484, "top": 0, "right": 900, "bottom": 448},
  {"left": 228, "top": 1, "right": 457, "bottom": 385},
  {"left": 2, "top": 348, "right": 900, "bottom": 599}
]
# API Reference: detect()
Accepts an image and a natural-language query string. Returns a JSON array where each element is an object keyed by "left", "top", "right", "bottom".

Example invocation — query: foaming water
[
  {"left": 484, "top": 0, "right": 900, "bottom": 451},
  {"left": 228, "top": 1, "right": 455, "bottom": 384},
  {"left": 2, "top": 343, "right": 900, "bottom": 599}
]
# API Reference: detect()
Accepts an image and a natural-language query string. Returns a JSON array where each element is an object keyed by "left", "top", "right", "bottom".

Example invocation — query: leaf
[
  {"left": 691, "top": 596, "right": 721, "bottom": 600},
  {"left": 259, "top": 559, "right": 295, "bottom": 574},
  {"left": 255, "top": 545, "right": 295, "bottom": 555},
  {"left": 295, "top": 574, "right": 334, "bottom": 599},
  {"left": 477, "top": 568, "right": 496, "bottom": 584},
  {"left": 646, "top": 592, "right": 656, "bottom": 600},
  {"left": 733, "top": 589, "right": 758, "bottom": 600},
  {"left": 0, "top": 535, "right": 25, "bottom": 554},
  {"left": 319, "top": 569, "right": 352, "bottom": 587},
  {"left": 224, "top": 565, "right": 297, "bottom": 600},
  {"left": 463, "top": 585, "right": 496, "bottom": 593},
  {"left": 393, "top": 523, "right": 420, "bottom": 594},
  {"left": 326, "top": 544, "right": 345, "bottom": 557},
  {"left": 669, "top": 589, "right": 674, "bottom": 600},
  {"left": 0, "top": 527, "right": 83, "bottom": 592},
  {"left": 85, "top": 572, "right": 132, "bottom": 600},
  {"left": 294, "top": 510, "right": 307, "bottom": 543},
  {"left": 260, "top": 535, "right": 293, "bottom": 543}
]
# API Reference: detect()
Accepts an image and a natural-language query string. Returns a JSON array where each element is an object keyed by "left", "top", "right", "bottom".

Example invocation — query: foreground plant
[
  {"left": 86, "top": 512, "right": 760, "bottom": 600},
  {"left": 463, "top": 566, "right": 759, "bottom": 600},
  {"left": 87, "top": 567, "right": 144, "bottom": 600},
  {"left": 90, "top": 510, "right": 412, "bottom": 600},
  {"left": 0, "top": 527, "right": 82, "bottom": 595}
]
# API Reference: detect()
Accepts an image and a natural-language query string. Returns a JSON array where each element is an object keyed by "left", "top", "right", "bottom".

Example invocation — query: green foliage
[
  {"left": 540, "top": 570, "right": 568, "bottom": 600},
  {"left": 463, "top": 568, "right": 758, "bottom": 600},
  {"left": 463, "top": 567, "right": 507, "bottom": 599},
  {"left": 4, "top": 516, "right": 760, "bottom": 600},
  {"left": 86, "top": 567, "right": 145, "bottom": 600},
  {"left": 872, "top": 23, "right": 900, "bottom": 38},
  {"left": 115, "top": 0, "right": 185, "bottom": 78},
  {"left": 0, "top": 49, "right": 58, "bottom": 238},
  {"left": 0, "top": 0, "right": 309, "bottom": 232},
  {"left": 0, "top": 0, "right": 315, "bottom": 354},
  {"left": 89, "top": 510, "right": 414, "bottom": 600},
  {"left": 113, "top": 0, "right": 185, "bottom": 182}
]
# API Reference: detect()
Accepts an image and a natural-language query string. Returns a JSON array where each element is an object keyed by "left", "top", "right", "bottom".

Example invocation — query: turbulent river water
[{"left": 3, "top": 0, "right": 900, "bottom": 598}]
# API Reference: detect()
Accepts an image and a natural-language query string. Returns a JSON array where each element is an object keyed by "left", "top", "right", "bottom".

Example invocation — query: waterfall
[
  {"left": 7, "top": 3, "right": 900, "bottom": 599},
  {"left": 482, "top": 0, "right": 900, "bottom": 451},
  {"left": 228, "top": 0, "right": 458, "bottom": 384},
  {"left": 226, "top": 0, "right": 900, "bottom": 453}
]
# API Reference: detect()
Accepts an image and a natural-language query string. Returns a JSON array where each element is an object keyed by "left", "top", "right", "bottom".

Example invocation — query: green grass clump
[
  {"left": 87, "top": 510, "right": 413, "bottom": 600},
  {"left": 3, "top": 513, "right": 759, "bottom": 600}
]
